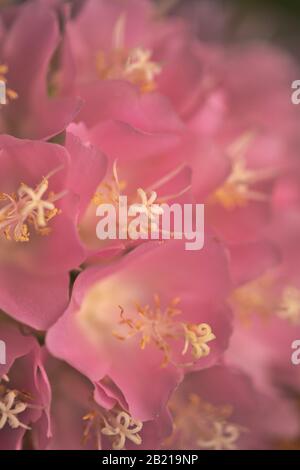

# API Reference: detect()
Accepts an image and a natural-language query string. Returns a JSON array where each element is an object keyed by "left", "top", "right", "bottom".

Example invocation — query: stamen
[
  {"left": 230, "top": 277, "right": 300, "bottom": 326},
  {"left": 0, "top": 167, "right": 65, "bottom": 242},
  {"left": 101, "top": 411, "right": 143, "bottom": 450},
  {"left": 197, "top": 420, "right": 243, "bottom": 450},
  {"left": 129, "top": 188, "right": 164, "bottom": 235},
  {"left": 93, "top": 161, "right": 126, "bottom": 206},
  {"left": 0, "top": 64, "right": 18, "bottom": 105},
  {"left": 166, "top": 393, "right": 245, "bottom": 450},
  {"left": 182, "top": 323, "right": 216, "bottom": 360},
  {"left": 93, "top": 161, "right": 190, "bottom": 239},
  {"left": 112, "top": 14, "right": 126, "bottom": 51},
  {"left": 123, "top": 48, "right": 162, "bottom": 93},
  {"left": 0, "top": 375, "right": 33, "bottom": 431},
  {"left": 96, "top": 16, "right": 161, "bottom": 93},
  {"left": 210, "top": 132, "right": 276, "bottom": 209},
  {"left": 83, "top": 407, "right": 143, "bottom": 450},
  {"left": 113, "top": 295, "right": 216, "bottom": 367},
  {"left": 229, "top": 276, "right": 275, "bottom": 325},
  {"left": 0, "top": 391, "right": 31, "bottom": 430}
]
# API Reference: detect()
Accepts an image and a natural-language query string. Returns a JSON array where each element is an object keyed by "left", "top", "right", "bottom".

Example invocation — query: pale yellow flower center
[
  {"left": 96, "top": 15, "right": 161, "bottom": 93},
  {"left": 210, "top": 132, "right": 276, "bottom": 209},
  {"left": 114, "top": 294, "right": 216, "bottom": 367},
  {"left": 0, "top": 168, "right": 65, "bottom": 243}
]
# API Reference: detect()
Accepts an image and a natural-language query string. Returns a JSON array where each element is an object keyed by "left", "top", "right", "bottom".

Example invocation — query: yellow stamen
[
  {"left": 93, "top": 161, "right": 126, "bottom": 206},
  {"left": 182, "top": 323, "right": 216, "bottom": 360},
  {"left": 0, "top": 168, "right": 65, "bottom": 243},
  {"left": 0, "top": 63, "right": 18, "bottom": 105},
  {"left": 113, "top": 295, "right": 216, "bottom": 367},
  {"left": 96, "top": 16, "right": 161, "bottom": 93},
  {"left": 210, "top": 132, "right": 276, "bottom": 209},
  {"left": 92, "top": 160, "right": 190, "bottom": 239}
]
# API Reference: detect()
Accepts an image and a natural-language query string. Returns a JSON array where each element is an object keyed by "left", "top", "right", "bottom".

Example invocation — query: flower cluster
[{"left": 0, "top": 0, "right": 300, "bottom": 450}]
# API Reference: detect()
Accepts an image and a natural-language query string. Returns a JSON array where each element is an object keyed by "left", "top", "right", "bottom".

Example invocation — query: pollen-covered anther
[
  {"left": 93, "top": 163, "right": 166, "bottom": 236},
  {"left": 93, "top": 160, "right": 126, "bottom": 207},
  {"left": 276, "top": 286, "right": 300, "bottom": 325},
  {"left": 101, "top": 411, "right": 143, "bottom": 450},
  {"left": 96, "top": 15, "right": 161, "bottom": 93},
  {"left": 0, "top": 376, "right": 32, "bottom": 431},
  {"left": 129, "top": 188, "right": 164, "bottom": 235},
  {"left": 0, "top": 171, "right": 64, "bottom": 242},
  {"left": 83, "top": 408, "right": 143, "bottom": 450},
  {"left": 92, "top": 161, "right": 190, "bottom": 240},
  {"left": 212, "top": 158, "right": 274, "bottom": 209},
  {"left": 113, "top": 295, "right": 216, "bottom": 367},
  {"left": 123, "top": 47, "right": 162, "bottom": 93},
  {"left": 182, "top": 323, "right": 216, "bottom": 360}
]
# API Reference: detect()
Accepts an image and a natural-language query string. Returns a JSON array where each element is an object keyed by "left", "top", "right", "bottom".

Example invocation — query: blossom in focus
[
  {"left": 0, "top": 0, "right": 298, "bottom": 451},
  {"left": 47, "top": 237, "right": 232, "bottom": 420},
  {"left": 0, "top": 133, "right": 106, "bottom": 329}
]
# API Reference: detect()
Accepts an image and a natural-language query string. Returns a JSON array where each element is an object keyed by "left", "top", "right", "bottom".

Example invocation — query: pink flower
[
  {"left": 66, "top": 78, "right": 193, "bottom": 259},
  {"left": 0, "top": 0, "right": 81, "bottom": 139},
  {"left": 0, "top": 317, "right": 51, "bottom": 450},
  {"left": 71, "top": 80, "right": 185, "bottom": 160},
  {"left": 0, "top": 0, "right": 298, "bottom": 450},
  {"left": 164, "top": 365, "right": 299, "bottom": 450},
  {"left": 66, "top": 3, "right": 298, "bottom": 294},
  {"left": 226, "top": 166, "right": 300, "bottom": 396},
  {"left": 47, "top": 237, "right": 232, "bottom": 421},
  {"left": 183, "top": 44, "right": 300, "bottom": 289},
  {"left": 45, "top": 356, "right": 171, "bottom": 450},
  {"left": 0, "top": 133, "right": 106, "bottom": 329},
  {"left": 190, "top": 44, "right": 300, "bottom": 245},
  {"left": 65, "top": 0, "right": 212, "bottom": 123},
  {"left": 66, "top": 0, "right": 167, "bottom": 91},
  {"left": 226, "top": 308, "right": 300, "bottom": 397},
  {"left": 69, "top": 122, "right": 192, "bottom": 258}
]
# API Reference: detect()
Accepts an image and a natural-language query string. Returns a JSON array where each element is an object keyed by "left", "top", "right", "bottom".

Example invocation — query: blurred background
[
  {"left": 166, "top": 0, "right": 300, "bottom": 59},
  {"left": 1, "top": 0, "right": 299, "bottom": 56}
]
